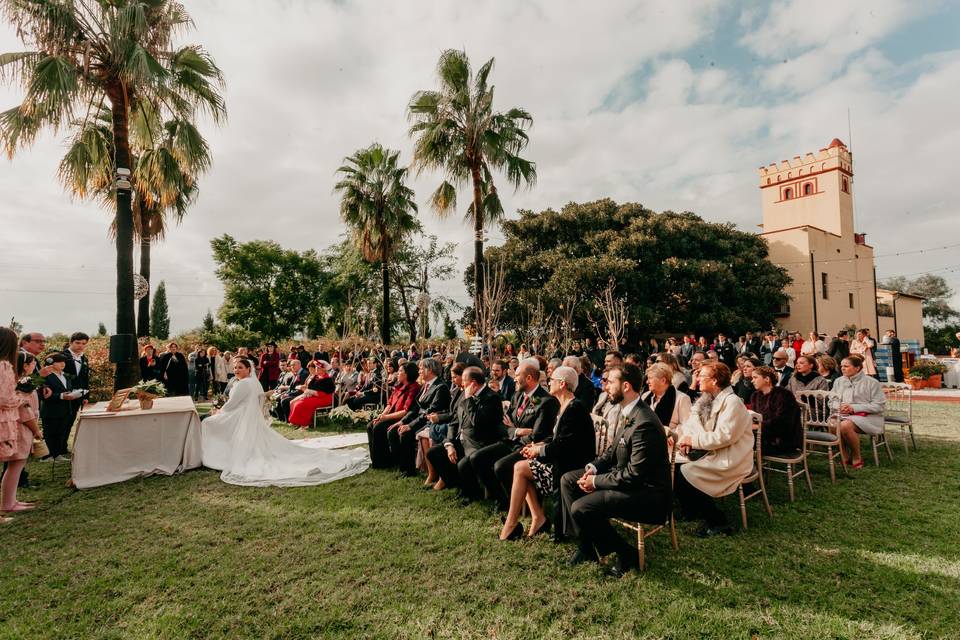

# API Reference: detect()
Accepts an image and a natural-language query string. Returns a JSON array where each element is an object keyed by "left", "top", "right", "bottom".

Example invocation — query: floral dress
[{"left": 0, "top": 361, "right": 28, "bottom": 461}]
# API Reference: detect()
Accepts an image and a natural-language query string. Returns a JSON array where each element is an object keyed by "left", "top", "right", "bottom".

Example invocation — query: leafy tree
[
  {"left": 8, "top": 317, "right": 22, "bottom": 335},
  {"left": 211, "top": 235, "right": 329, "bottom": 340},
  {"left": 408, "top": 49, "right": 536, "bottom": 320},
  {"left": 390, "top": 234, "right": 460, "bottom": 342},
  {"left": 150, "top": 281, "right": 170, "bottom": 340},
  {"left": 322, "top": 238, "right": 400, "bottom": 342},
  {"left": 443, "top": 313, "right": 458, "bottom": 340},
  {"left": 878, "top": 275, "right": 958, "bottom": 327},
  {"left": 202, "top": 310, "right": 215, "bottom": 332},
  {"left": 199, "top": 324, "right": 262, "bottom": 353},
  {"left": 0, "top": 0, "right": 225, "bottom": 388},
  {"left": 334, "top": 143, "right": 419, "bottom": 344},
  {"left": 474, "top": 199, "right": 790, "bottom": 342},
  {"left": 97, "top": 322, "right": 108, "bottom": 337}
]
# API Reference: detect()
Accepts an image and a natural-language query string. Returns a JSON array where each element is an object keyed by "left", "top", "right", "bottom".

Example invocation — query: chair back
[
  {"left": 748, "top": 409, "right": 764, "bottom": 471},
  {"left": 796, "top": 390, "right": 834, "bottom": 428},
  {"left": 592, "top": 414, "right": 611, "bottom": 454},
  {"left": 882, "top": 384, "right": 912, "bottom": 422}
]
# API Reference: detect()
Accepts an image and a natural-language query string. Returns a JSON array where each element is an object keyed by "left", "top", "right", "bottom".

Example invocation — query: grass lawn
[{"left": 1, "top": 403, "right": 958, "bottom": 639}]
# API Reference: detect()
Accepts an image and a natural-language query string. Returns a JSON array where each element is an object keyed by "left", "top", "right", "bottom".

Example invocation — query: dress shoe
[
  {"left": 567, "top": 548, "right": 598, "bottom": 566},
  {"left": 607, "top": 553, "right": 638, "bottom": 578},
  {"left": 500, "top": 522, "right": 524, "bottom": 541},
  {"left": 528, "top": 518, "right": 552, "bottom": 538},
  {"left": 695, "top": 524, "right": 733, "bottom": 538}
]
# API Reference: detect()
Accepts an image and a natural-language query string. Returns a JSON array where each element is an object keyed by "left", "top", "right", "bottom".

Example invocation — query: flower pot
[
  {"left": 926, "top": 374, "right": 942, "bottom": 389},
  {"left": 138, "top": 393, "right": 157, "bottom": 410},
  {"left": 908, "top": 378, "right": 925, "bottom": 391}
]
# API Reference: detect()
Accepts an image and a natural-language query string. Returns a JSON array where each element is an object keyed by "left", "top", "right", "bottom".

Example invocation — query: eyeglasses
[{"left": 773, "top": 357, "right": 786, "bottom": 361}]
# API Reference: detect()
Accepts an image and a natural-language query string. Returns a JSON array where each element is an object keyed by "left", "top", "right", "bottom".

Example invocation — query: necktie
[{"left": 517, "top": 393, "right": 529, "bottom": 416}]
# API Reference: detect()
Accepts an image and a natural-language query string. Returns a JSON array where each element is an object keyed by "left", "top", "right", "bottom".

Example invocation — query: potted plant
[
  {"left": 908, "top": 360, "right": 948, "bottom": 389},
  {"left": 131, "top": 380, "right": 168, "bottom": 410}
]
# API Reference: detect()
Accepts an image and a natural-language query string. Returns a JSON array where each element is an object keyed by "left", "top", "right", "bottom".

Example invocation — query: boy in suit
[{"left": 41, "top": 353, "right": 85, "bottom": 461}]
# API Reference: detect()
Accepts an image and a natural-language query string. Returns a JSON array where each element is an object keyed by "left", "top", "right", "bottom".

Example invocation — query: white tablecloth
[
  {"left": 942, "top": 359, "right": 960, "bottom": 388},
  {"left": 72, "top": 396, "right": 203, "bottom": 489}
]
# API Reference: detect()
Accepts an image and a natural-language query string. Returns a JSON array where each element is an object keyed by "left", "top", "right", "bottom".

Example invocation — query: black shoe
[
  {"left": 607, "top": 552, "right": 638, "bottom": 578},
  {"left": 500, "top": 522, "right": 524, "bottom": 541},
  {"left": 529, "top": 518, "right": 552, "bottom": 538},
  {"left": 695, "top": 524, "right": 733, "bottom": 538},
  {"left": 568, "top": 548, "right": 598, "bottom": 566}
]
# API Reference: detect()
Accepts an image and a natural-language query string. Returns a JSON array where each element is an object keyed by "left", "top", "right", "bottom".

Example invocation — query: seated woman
[
  {"left": 787, "top": 355, "right": 830, "bottom": 394},
  {"left": 346, "top": 359, "right": 383, "bottom": 410},
  {"left": 815, "top": 354, "right": 841, "bottom": 385},
  {"left": 287, "top": 361, "right": 336, "bottom": 431},
  {"left": 750, "top": 366, "right": 803, "bottom": 455},
  {"left": 675, "top": 362, "right": 754, "bottom": 536},
  {"left": 831, "top": 355, "right": 885, "bottom": 469},
  {"left": 366, "top": 362, "right": 421, "bottom": 469},
  {"left": 642, "top": 363, "right": 692, "bottom": 439},
  {"left": 732, "top": 357, "right": 760, "bottom": 407},
  {"left": 498, "top": 366, "right": 595, "bottom": 540}
]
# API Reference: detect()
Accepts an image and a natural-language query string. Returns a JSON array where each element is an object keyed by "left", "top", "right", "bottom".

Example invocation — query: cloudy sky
[{"left": 2, "top": 0, "right": 959, "bottom": 336}]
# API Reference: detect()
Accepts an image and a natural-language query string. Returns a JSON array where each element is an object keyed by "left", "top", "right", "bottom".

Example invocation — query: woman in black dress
[
  {"left": 157, "top": 342, "right": 189, "bottom": 397},
  {"left": 139, "top": 344, "right": 161, "bottom": 382}
]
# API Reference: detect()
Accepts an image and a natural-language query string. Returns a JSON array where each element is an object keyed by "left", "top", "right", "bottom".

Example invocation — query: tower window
[
  {"left": 803, "top": 182, "right": 813, "bottom": 196},
  {"left": 848, "top": 293, "right": 854, "bottom": 309},
  {"left": 842, "top": 178, "right": 849, "bottom": 193},
  {"left": 783, "top": 187, "right": 793, "bottom": 200},
  {"left": 821, "top": 273, "right": 829, "bottom": 300}
]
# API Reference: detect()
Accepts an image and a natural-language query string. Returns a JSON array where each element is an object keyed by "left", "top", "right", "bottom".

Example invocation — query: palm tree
[
  {"left": 407, "top": 49, "right": 536, "bottom": 321},
  {"left": 334, "top": 143, "right": 420, "bottom": 345},
  {"left": 59, "top": 107, "right": 211, "bottom": 337},
  {"left": 0, "top": 0, "right": 225, "bottom": 388}
]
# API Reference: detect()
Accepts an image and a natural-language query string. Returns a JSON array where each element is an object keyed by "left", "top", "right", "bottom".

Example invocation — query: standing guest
[
  {"left": 139, "top": 344, "right": 161, "bottom": 382},
  {"left": 194, "top": 347, "right": 210, "bottom": 400},
  {"left": 40, "top": 352, "right": 80, "bottom": 462},
  {"left": 387, "top": 358, "right": 450, "bottom": 477},
  {"left": 883, "top": 330, "right": 904, "bottom": 383},
  {"left": 258, "top": 343, "right": 281, "bottom": 391},
  {"left": 787, "top": 355, "right": 830, "bottom": 394},
  {"left": 714, "top": 333, "right": 738, "bottom": 370},
  {"left": 187, "top": 346, "right": 198, "bottom": 398},
  {"left": 816, "top": 355, "right": 841, "bottom": 385},
  {"left": 498, "top": 366, "right": 594, "bottom": 541},
  {"left": 560, "top": 363, "right": 671, "bottom": 576},
  {"left": 209, "top": 347, "right": 229, "bottom": 395},
  {"left": 771, "top": 350, "right": 794, "bottom": 388},
  {"left": 735, "top": 336, "right": 748, "bottom": 355},
  {"left": 288, "top": 361, "right": 336, "bottom": 430},
  {"left": 827, "top": 330, "right": 850, "bottom": 361},
  {"left": 750, "top": 367, "right": 803, "bottom": 455},
  {"left": 791, "top": 333, "right": 804, "bottom": 359},
  {"left": 850, "top": 330, "right": 877, "bottom": 377},
  {"left": 16, "top": 332, "right": 55, "bottom": 489},
  {"left": 832, "top": 355, "right": 885, "bottom": 469},
  {"left": 687, "top": 352, "right": 707, "bottom": 399},
  {"left": 62, "top": 332, "right": 90, "bottom": 426},
  {"left": 366, "top": 363, "right": 421, "bottom": 468},
  {"left": 1, "top": 329, "right": 36, "bottom": 516},
  {"left": 746, "top": 332, "right": 762, "bottom": 356},
  {"left": 647, "top": 337, "right": 660, "bottom": 356},
  {"left": 642, "top": 363, "right": 692, "bottom": 437},
  {"left": 696, "top": 336, "right": 709, "bottom": 354},
  {"left": 760, "top": 333, "right": 779, "bottom": 366},
  {"left": 674, "top": 362, "right": 754, "bottom": 537},
  {"left": 680, "top": 336, "right": 695, "bottom": 365},
  {"left": 518, "top": 344, "right": 531, "bottom": 360},
  {"left": 158, "top": 343, "right": 189, "bottom": 396},
  {"left": 800, "top": 331, "right": 825, "bottom": 356}
]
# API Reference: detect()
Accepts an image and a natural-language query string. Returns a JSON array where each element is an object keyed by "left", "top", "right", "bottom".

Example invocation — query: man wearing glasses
[{"left": 771, "top": 349, "right": 793, "bottom": 388}]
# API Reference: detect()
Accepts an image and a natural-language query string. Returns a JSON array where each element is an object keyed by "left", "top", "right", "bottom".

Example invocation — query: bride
[{"left": 201, "top": 358, "right": 369, "bottom": 487}]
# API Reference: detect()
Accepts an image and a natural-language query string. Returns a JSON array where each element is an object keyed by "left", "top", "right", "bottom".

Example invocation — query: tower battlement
[{"left": 758, "top": 138, "right": 853, "bottom": 187}]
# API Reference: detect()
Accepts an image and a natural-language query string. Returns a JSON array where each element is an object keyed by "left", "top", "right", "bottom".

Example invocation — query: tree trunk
[
  {"left": 109, "top": 87, "right": 139, "bottom": 391},
  {"left": 393, "top": 271, "right": 417, "bottom": 344},
  {"left": 470, "top": 162, "right": 484, "bottom": 326},
  {"left": 136, "top": 227, "right": 151, "bottom": 338},
  {"left": 381, "top": 260, "right": 391, "bottom": 346}
]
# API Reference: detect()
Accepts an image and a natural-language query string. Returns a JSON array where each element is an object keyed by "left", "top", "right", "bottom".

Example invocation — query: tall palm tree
[
  {"left": 407, "top": 49, "right": 536, "bottom": 321},
  {"left": 334, "top": 143, "right": 420, "bottom": 345},
  {"left": 0, "top": 0, "right": 225, "bottom": 388},
  {"left": 59, "top": 107, "right": 211, "bottom": 337}
]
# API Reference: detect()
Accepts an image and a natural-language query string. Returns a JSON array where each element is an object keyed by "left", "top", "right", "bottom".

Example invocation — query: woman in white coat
[
  {"left": 831, "top": 354, "right": 885, "bottom": 469},
  {"left": 675, "top": 362, "right": 754, "bottom": 536}
]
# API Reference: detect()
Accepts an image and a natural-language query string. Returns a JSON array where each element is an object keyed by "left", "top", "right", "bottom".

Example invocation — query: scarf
[
  {"left": 645, "top": 384, "right": 677, "bottom": 428},
  {"left": 793, "top": 370, "right": 820, "bottom": 385},
  {"left": 692, "top": 391, "right": 716, "bottom": 427}
]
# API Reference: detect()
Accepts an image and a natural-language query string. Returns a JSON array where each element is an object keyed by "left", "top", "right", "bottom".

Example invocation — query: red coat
[
  {"left": 258, "top": 351, "right": 281, "bottom": 383},
  {"left": 386, "top": 382, "right": 421, "bottom": 414}
]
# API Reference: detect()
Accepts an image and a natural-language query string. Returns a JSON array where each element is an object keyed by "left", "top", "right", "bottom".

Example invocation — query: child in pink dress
[{"left": 0, "top": 352, "right": 42, "bottom": 513}]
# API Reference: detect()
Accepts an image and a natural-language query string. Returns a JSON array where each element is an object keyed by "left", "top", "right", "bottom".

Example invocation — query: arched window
[
  {"left": 784, "top": 188, "right": 793, "bottom": 200},
  {"left": 767, "top": 178, "right": 771, "bottom": 185},
  {"left": 842, "top": 178, "right": 849, "bottom": 193},
  {"left": 803, "top": 182, "right": 813, "bottom": 196}
]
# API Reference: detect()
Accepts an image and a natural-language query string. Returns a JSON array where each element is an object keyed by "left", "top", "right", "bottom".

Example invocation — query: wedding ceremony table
[
  {"left": 941, "top": 358, "right": 960, "bottom": 389},
  {"left": 72, "top": 396, "right": 203, "bottom": 489}
]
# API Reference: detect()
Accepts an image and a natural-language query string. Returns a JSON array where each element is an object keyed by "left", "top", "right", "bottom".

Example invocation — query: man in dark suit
[
  {"left": 560, "top": 363, "right": 671, "bottom": 577},
  {"left": 62, "top": 331, "right": 91, "bottom": 426},
  {"left": 563, "top": 356, "right": 597, "bottom": 409},
  {"left": 714, "top": 332, "right": 738, "bottom": 370},
  {"left": 772, "top": 350, "right": 794, "bottom": 388},
  {"left": 275, "top": 359, "right": 308, "bottom": 422},
  {"left": 745, "top": 331, "right": 762, "bottom": 356},
  {"left": 425, "top": 367, "right": 504, "bottom": 500},
  {"left": 41, "top": 353, "right": 85, "bottom": 461},
  {"left": 885, "top": 330, "right": 904, "bottom": 382},
  {"left": 388, "top": 357, "right": 450, "bottom": 476},
  {"left": 827, "top": 330, "right": 850, "bottom": 361},
  {"left": 490, "top": 360, "right": 515, "bottom": 401},
  {"left": 470, "top": 359, "right": 560, "bottom": 511}
]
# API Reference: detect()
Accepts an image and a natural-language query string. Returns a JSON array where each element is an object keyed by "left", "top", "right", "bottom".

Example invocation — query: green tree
[
  {"left": 8, "top": 317, "right": 22, "bottom": 335},
  {"left": 408, "top": 49, "right": 536, "bottom": 319},
  {"left": 474, "top": 199, "right": 791, "bottom": 340},
  {"left": 202, "top": 310, "right": 215, "bottom": 332},
  {"left": 211, "top": 235, "right": 329, "bottom": 340},
  {"left": 0, "top": 0, "right": 225, "bottom": 388},
  {"left": 443, "top": 313, "right": 457, "bottom": 340},
  {"left": 878, "top": 274, "right": 958, "bottom": 327},
  {"left": 390, "top": 234, "right": 460, "bottom": 342},
  {"left": 334, "top": 143, "right": 419, "bottom": 345},
  {"left": 150, "top": 281, "right": 170, "bottom": 340},
  {"left": 97, "top": 322, "right": 108, "bottom": 337}
]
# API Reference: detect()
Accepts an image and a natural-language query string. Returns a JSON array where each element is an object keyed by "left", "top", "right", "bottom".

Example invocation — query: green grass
[{"left": 1, "top": 403, "right": 958, "bottom": 639}]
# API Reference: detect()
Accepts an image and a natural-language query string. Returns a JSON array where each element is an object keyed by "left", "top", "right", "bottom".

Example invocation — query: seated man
[
  {"left": 387, "top": 357, "right": 450, "bottom": 476},
  {"left": 490, "top": 359, "right": 515, "bottom": 401},
  {"left": 563, "top": 355, "right": 596, "bottom": 408},
  {"left": 275, "top": 358, "right": 308, "bottom": 422},
  {"left": 426, "top": 367, "right": 504, "bottom": 500},
  {"left": 560, "top": 363, "right": 672, "bottom": 577}
]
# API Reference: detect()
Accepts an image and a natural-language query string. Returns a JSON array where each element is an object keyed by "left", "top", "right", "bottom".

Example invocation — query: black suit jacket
[
  {"left": 445, "top": 386, "right": 505, "bottom": 455},
  {"left": 574, "top": 374, "right": 597, "bottom": 409},
  {"left": 498, "top": 375, "right": 516, "bottom": 401},
  {"left": 715, "top": 341, "right": 738, "bottom": 369},
  {"left": 774, "top": 365, "right": 794, "bottom": 388},
  {"left": 63, "top": 350, "right": 90, "bottom": 390},
  {"left": 591, "top": 401, "right": 671, "bottom": 503},
  {"left": 746, "top": 337, "right": 762, "bottom": 356},
  {"left": 507, "top": 386, "right": 560, "bottom": 444},
  {"left": 827, "top": 338, "right": 849, "bottom": 360},
  {"left": 435, "top": 384, "right": 463, "bottom": 424},
  {"left": 403, "top": 378, "right": 451, "bottom": 432},
  {"left": 40, "top": 373, "right": 73, "bottom": 421},
  {"left": 539, "top": 398, "right": 596, "bottom": 481}
]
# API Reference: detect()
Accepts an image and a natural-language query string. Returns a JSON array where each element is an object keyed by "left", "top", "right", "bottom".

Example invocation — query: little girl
[{"left": 1, "top": 352, "right": 43, "bottom": 512}]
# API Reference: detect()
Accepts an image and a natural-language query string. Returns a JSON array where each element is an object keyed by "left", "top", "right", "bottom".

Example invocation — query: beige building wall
[{"left": 877, "top": 290, "right": 925, "bottom": 346}]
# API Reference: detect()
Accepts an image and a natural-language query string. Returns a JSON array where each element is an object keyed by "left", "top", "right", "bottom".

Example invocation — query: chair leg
[
  {"left": 883, "top": 436, "right": 894, "bottom": 462},
  {"left": 826, "top": 445, "right": 837, "bottom": 484},
  {"left": 669, "top": 514, "right": 679, "bottom": 551},
  {"left": 900, "top": 426, "right": 909, "bottom": 454},
  {"left": 786, "top": 463, "right": 795, "bottom": 502},
  {"left": 738, "top": 486, "right": 748, "bottom": 530},
  {"left": 758, "top": 476, "right": 773, "bottom": 518},
  {"left": 803, "top": 455, "right": 813, "bottom": 493},
  {"left": 909, "top": 424, "right": 917, "bottom": 451},
  {"left": 872, "top": 436, "right": 880, "bottom": 467},
  {"left": 637, "top": 526, "right": 646, "bottom": 572}
]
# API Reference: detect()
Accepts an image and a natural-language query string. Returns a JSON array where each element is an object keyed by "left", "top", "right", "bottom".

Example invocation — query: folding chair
[
  {"left": 762, "top": 404, "right": 813, "bottom": 501},
  {"left": 797, "top": 390, "right": 846, "bottom": 483},
  {"left": 883, "top": 383, "right": 916, "bottom": 452},
  {"left": 737, "top": 410, "right": 773, "bottom": 529},
  {"left": 612, "top": 445, "right": 678, "bottom": 571}
]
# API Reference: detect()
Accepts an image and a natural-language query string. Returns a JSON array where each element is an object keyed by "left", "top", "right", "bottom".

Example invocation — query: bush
[{"left": 909, "top": 359, "right": 948, "bottom": 379}]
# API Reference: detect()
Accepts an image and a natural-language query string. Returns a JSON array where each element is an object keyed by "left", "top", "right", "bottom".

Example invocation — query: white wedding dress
[{"left": 201, "top": 376, "right": 370, "bottom": 487}]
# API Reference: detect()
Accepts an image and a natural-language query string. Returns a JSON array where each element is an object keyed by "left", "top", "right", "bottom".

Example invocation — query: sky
[{"left": 1, "top": 0, "right": 959, "bottom": 336}]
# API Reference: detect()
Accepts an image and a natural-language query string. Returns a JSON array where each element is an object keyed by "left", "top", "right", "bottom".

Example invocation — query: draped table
[
  {"left": 72, "top": 396, "right": 203, "bottom": 489},
  {"left": 940, "top": 358, "right": 960, "bottom": 389}
]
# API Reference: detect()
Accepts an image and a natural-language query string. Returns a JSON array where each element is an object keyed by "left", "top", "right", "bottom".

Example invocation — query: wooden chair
[
  {"left": 868, "top": 427, "right": 894, "bottom": 467},
  {"left": 798, "top": 390, "right": 846, "bottom": 483},
  {"left": 737, "top": 410, "right": 773, "bottom": 530},
  {"left": 612, "top": 445, "right": 678, "bottom": 571},
  {"left": 762, "top": 404, "right": 813, "bottom": 501},
  {"left": 882, "top": 383, "right": 916, "bottom": 453},
  {"left": 591, "top": 414, "right": 612, "bottom": 455},
  {"left": 312, "top": 405, "right": 332, "bottom": 429}
]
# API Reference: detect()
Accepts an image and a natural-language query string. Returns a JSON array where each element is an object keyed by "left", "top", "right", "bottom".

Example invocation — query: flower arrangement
[
  {"left": 908, "top": 359, "right": 947, "bottom": 380},
  {"left": 328, "top": 406, "right": 372, "bottom": 428},
  {"left": 131, "top": 380, "right": 167, "bottom": 409}
]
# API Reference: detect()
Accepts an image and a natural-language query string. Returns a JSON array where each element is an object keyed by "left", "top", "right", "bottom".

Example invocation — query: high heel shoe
[
  {"left": 499, "top": 522, "right": 524, "bottom": 541},
  {"left": 528, "top": 518, "right": 552, "bottom": 538}
]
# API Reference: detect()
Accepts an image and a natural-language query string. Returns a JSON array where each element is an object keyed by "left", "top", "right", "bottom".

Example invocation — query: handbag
[
  {"left": 686, "top": 448, "right": 708, "bottom": 461},
  {"left": 31, "top": 437, "right": 49, "bottom": 459}
]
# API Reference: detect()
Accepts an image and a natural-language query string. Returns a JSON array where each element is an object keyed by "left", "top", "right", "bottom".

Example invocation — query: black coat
[
  {"left": 158, "top": 352, "right": 189, "bottom": 396},
  {"left": 574, "top": 374, "right": 597, "bottom": 409},
  {"left": 403, "top": 378, "right": 451, "bottom": 433},
  {"left": 62, "top": 350, "right": 90, "bottom": 391},
  {"left": 714, "top": 341, "right": 738, "bottom": 369},
  {"left": 539, "top": 398, "right": 596, "bottom": 482},
  {"left": 139, "top": 356, "right": 161, "bottom": 382},
  {"left": 445, "top": 386, "right": 505, "bottom": 455},
  {"left": 497, "top": 374, "right": 516, "bottom": 401},
  {"left": 774, "top": 365, "right": 794, "bottom": 388},
  {"left": 507, "top": 385, "right": 560, "bottom": 444},
  {"left": 40, "top": 372, "right": 73, "bottom": 421}
]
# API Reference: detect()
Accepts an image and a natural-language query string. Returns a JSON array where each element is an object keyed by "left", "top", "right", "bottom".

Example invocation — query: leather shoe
[
  {"left": 567, "top": 548, "right": 598, "bottom": 566},
  {"left": 500, "top": 522, "right": 524, "bottom": 541},
  {"left": 607, "top": 553, "right": 638, "bottom": 578},
  {"left": 695, "top": 524, "right": 733, "bottom": 538}
]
